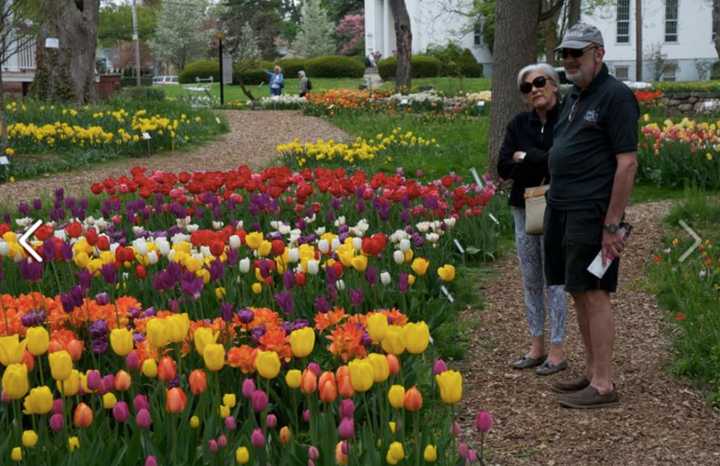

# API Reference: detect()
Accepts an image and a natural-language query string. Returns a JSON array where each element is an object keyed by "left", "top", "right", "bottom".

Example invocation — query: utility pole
[
  {"left": 131, "top": 0, "right": 142, "bottom": 86},
  {"left": 635, "top": 0, "right": 642, "bottom": 81}
]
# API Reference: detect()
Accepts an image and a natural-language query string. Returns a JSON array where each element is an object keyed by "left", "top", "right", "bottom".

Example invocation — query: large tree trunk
[
  {"left": 568, "top": 0, "right": 581, "bottom": 26},
  {"left": 488, "top": 0, "right": 540, "bottom": 177},
  {"left": 31, "top": 0, "right": 99, "bottom": 104},
  {"left": 714, "top": 0, "right": 720, "bottom": 58},
  {"left": 389, "top": 0, "right": 412, "bottom": 91}
]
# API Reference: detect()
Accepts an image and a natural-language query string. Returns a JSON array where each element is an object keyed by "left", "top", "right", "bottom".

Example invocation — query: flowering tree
[
  {"left": 335, "top": 13, "right": 364, "bottom": 55},
  {"left": 293, "top": 0, "right": 336, "bottom": 57},
  {"left": 149, "top": 0, "right": 212, "bottom": 72},
  {"left": 229, "top": 22, "right": 260, "bottom": 62}
]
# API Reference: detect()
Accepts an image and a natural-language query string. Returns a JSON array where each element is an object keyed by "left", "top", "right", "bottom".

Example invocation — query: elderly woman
[
  {"left": 497, "top": 63, "right": 568, "bottom": 376},
  {"left": 298, "top": 70, "right": 310, "bottom": 97},
  {"left": 265, "top": 65, "right": 284, "bottom": 96}
]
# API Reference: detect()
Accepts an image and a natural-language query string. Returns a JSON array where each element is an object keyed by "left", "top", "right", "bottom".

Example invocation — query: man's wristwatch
[{"left": 603, "top": 223, "right": 620, "bottom": 234}]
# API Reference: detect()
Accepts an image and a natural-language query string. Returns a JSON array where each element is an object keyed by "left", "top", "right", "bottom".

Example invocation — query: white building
[
  {"left": 1, "top": 0, "right": 36, "bottom": 94},
  {"left": 364, "top": 0, "right": 718, "bottom": 81}
]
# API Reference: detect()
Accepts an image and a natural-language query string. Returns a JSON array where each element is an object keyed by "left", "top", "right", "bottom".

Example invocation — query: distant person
[
  {"left": 265, "top": 65, "right": 284, "bottom": 96},
  {"left": 373, "top": 50, "right": 382, "bottom": 65},
  {"left": 298, "top": 70, "right": 311, "bottom": 97},
  {"left": 497, "top": 63, "right": 568, "bottom": 377}
]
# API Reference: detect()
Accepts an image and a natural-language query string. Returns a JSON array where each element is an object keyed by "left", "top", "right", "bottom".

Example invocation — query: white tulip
[
  {"left": 318, "top": 239, "right": 330, "bottom": 254},
  {"left": 186, "top": 224, "right": 199, "bottom": 233},
  {"left": 335, "top": 279, "right": 345, "bottom": 291},
  {"left": 352, "top": 237, "right": 362, "bottom": 251},
  {"left": 393, "top": 250, "right": 404, "bottom": 264},
  {"left": 331, "top": 238, "right": 341, "bottom": 251},
  {"left": 0, "top": 241, "right": 8, "bottom": 256},
  {"left": 380, "top": 271, "right": 391, "bottom": 285},
  {"left": 133, "top": 240, "right": 148, "bottom": 256},
  {"left": 53, "top": 229, "right": 67, "bottom": 241},
  {"left": 307, "top": 259, "right": 319, "bottom": 275},
  {"left": 229, "top": 235, "right": 241, "bottom": 249},
  {"left": 288, "top": 248, "right": 299, "bottom": 262},
  {"left": 399, "top": 239, "right": 411, "bottom": 252},
  {"left": 212, "top": 221, "right": 224, "bottom": 230},
  {"left": 239, "top": 257, "right": 251, "bottom": 273},
  {"left": 147, "top": 251, "right": 159, "bottom": 265}
]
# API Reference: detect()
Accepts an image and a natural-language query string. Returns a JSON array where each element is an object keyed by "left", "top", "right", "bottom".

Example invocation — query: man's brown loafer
[
  {"left": 511, "top": 354, "right": 547, "bottom": 369},
  {"left": 557, "top": 385, "right": 620, "bottom": 409},
  {"left": 550, "top": 376, "right": 590, "bottom": 393}
]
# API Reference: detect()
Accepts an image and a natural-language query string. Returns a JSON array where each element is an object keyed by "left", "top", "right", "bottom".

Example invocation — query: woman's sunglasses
[{"left": 520, "top": 76, "right": 549, "bottom": 94}]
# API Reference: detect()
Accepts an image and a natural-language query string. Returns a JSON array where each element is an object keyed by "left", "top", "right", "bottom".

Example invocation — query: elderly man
[{"left": 543, "top": 23, "right": 639, "bottom": 408}]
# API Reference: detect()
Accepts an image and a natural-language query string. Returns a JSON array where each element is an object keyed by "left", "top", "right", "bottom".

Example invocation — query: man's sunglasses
[
  {"left": 558, "top": 46, "right": 596, "bottom": 60},
  {"left": 520, "top": 76, "right": 550, "bottom": 94}
]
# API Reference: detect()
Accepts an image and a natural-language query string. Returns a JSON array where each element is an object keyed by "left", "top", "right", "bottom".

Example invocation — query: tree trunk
[
  {"left": 488, "top": 0, "right": 540, "bottom": 177},
  {"left": 389, "top": 0, "right": 412, "bottom": 91},
  {"left": 568, "top": 0, "right": 581, "bottom": 26},
  {"left": 543, "top": 11, "right": 560, "bottom": 66},
  {"left": 714, "top": 0, "right": 720, "bottom": 58},
  {"left": 31, "top": 0, "right": 100, "bottom": 104}
]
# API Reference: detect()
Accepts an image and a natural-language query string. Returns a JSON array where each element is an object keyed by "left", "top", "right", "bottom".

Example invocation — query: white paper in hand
[{"left": 586, "top": 226, "right": 629, "bottom": 279}]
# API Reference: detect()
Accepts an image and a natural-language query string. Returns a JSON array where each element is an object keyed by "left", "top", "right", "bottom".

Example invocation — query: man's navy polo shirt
[{"left": 548, "top": 64, "right": 639, "bottom": 211}]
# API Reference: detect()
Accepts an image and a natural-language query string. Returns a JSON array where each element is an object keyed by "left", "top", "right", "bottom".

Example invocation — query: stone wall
[{"left": 659, "top": 92, "right": 720, "bottom": 115}]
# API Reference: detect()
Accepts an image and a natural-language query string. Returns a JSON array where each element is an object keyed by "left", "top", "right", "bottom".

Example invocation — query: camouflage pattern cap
[{"left": 555, "top": 22, "right": 604, "bottom": 50}]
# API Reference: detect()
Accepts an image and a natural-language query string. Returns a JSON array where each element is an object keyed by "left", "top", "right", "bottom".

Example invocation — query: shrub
[
  {"left": 117, "top": 86, "right": 165, "bottom": 101},
  {"left": 233, "top": 61, "right": 273, "bottom": 85},
  {"left": 377, "top": 56, "right": 442, "bottom": 80},
  {"left": 304, "top": 55, "right": 364, "bottom": 78},
  {"left": 426, "top": 44, "right": 483, "bottom": 78},
  {"left": 459, "top": 49, "right": 483, "bottom": 78},
  {"left": 278, "top": 58, "right": 306, "bottom": 77},
  {"left": 179, "top": 60, "right": 220, "bottom": 84},
  {"left": 712, "top": 61, "right": 720, "bottom": 80}
]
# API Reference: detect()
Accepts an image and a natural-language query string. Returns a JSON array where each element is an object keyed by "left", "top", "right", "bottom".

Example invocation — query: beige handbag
[{"left": 524, "top": 182, "right": 549, "bottom": 235}]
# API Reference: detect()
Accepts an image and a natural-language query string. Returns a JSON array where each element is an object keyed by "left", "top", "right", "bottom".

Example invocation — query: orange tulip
[
  {"left": 114, "top": 370, "right": 132, "bottom": 391},
  {"left": 403, "top": 386, "right": 423, "bottom": 412},
  {"left": 67, "top": 339, "right": 84, "bottom": 361},
  {"left": 319, "top": 371, "right": 336, "bottom": 388},
  {"left": 337, "top": 371, "right": 354, "bottom": 399},
  {"left": 73, "top": 402, "right": 93, "bottom": 428},
  {"left": 48, "top": 340, "right": 63, "bottom": 354},
  {"left": 319, "top": 379, "right": 338, "bottom": 403},
  {"left": 22, "top": 351, "right": 35, "bottom": 372},
  {"left": 165, "top": 387, "right": 187, "bottom": 413},
  {"left": 157, "top": 356, "right": 177, "bottom": 382},
  {"left": 386, "top": 354, "right": 401, "bottom": 375},
  {"left": 189, "top": 369, "right": 208, "bottom": 395},
  {"left": 300, "top": 369, "right": 317, "bottom": 395},
  {"left": 279, "top": 426, "right": 292, "bottom": 444}
]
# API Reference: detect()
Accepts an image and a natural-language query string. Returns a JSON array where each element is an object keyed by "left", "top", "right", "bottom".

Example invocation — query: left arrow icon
[{"left": 19, "top": 220, "right": 43, "bottom": 262}]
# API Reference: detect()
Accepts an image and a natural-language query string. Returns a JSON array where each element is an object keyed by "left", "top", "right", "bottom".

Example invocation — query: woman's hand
[{"left": 512, "top": 151, "right": 526, "bottom": 162}]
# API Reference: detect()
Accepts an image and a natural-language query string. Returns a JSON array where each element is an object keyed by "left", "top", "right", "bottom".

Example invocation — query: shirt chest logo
[{"left": 584, "top": 109, "right": 599, "bottom": 123}]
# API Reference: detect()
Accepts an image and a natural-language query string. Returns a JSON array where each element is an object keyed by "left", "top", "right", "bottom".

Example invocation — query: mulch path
[
  {"left": 0, "top": 110, "right": 348, "bottom": 202},
  {"left": 458, "top": 200, "right": 720, "bottom": 465}
]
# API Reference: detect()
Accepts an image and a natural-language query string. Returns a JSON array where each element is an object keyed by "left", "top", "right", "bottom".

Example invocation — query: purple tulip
[
  {"left": 144, "top": 456, "right": 157, "bottom": 466},
  {"left": 133, "top": 394, "right": 150, "bottom": 412},
  {"left": 349, "top": 288, "right": 363, "bottom": 307},
  {"left": 95, "top": 292, "right": 110, "bottom": 306},
  {"left": 49, "top": 413, "right": 64, "bottom": 432},
  {"left": 303, "top": 409, "right": 310, "bottom": 423},
  {"left": 313, "top": 295, "right": 331, "bottom": 313},
  {"left": 113, "top": 401, "right": 130, "bottom": 423},
  {"left": 126, "top": 351, "right": 140, "bottom": 371},
  {"left": 251, "top": 389, "right": 269, "bottom": 412},
  {"left": 136, "top": 408, "right": 152, "bottom": 429},
  {"left": 266, "top": 413, "right": 277, "bottom": 428},
  {"left": 307, "top": 362, "right": 321, "bottom": 376},
  {"left": 475, "top": 410, "right": 493, "bottom": 433},
  {"left": 224, "top": 416, "right": 236, "bottom": 431},
  {"left": 338, "top": 417, "right": 355, "bottom": 439},
  {"left": 339, "top": 399, "right": 355, "bottom": 419},
  {"left": 100, "top": 374, "right": 115, "bottom": 394},
  {"left": 238, "top": 308, "right": 254, "bottom": 324},
  {"left": 432, "top": 359, "right": 448, "bottom": 375},
  {"left": 87, "top": 370, "right": 102, "bottom": 391},
  {"left": 274, "top": 290, "right": 294, "bottom": 315},
  {"left": 364, "top": 266, "right": 378, "bottom": 285},
  {"left": 398, "top": 272, "right": 409, "bottom": 293},
  {"left": 220, "top": 303, "right": 234, "bottom": 322},
  {"left": 52, "top": 398, "right": 63, "bottom": 414},
  {"left": 251, "top": 428, "right": 265, "bottom": 448},
  {"left": 242, "top": 379, "right": 256, "bottom": 398}
]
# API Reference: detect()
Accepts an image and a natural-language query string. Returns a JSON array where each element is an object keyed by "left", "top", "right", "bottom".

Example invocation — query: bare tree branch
[{"left": 539, "top": 0, "right": 565, "bottom": 22}]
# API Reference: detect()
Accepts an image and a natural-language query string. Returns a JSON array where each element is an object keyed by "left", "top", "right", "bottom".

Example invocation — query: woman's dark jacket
[{"left": 496, "top": 104, "right": 558, "bottom": 208}]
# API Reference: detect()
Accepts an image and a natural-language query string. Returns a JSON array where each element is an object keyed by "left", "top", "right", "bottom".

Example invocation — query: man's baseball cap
[{"left": 555, "top": 23, "right": 604, "bottom": 50}]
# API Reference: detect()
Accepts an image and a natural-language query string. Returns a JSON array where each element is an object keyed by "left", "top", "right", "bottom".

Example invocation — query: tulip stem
[
  {"left": 414, "top": 410, "right": 420, "bottom": 466},
  {"left": 37, "top": 355, "right": 45, "bottom": 386}
]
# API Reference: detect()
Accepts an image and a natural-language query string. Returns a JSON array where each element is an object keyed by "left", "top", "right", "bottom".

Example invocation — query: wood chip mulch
[
  {"left": 0, "top": 110, "right": 348, "bottom": 203},
  {"left": 457, "top": 200, "right": 720, "bottom": 465}
]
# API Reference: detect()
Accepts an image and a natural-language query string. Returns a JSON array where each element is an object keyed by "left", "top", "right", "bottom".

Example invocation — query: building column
[{"left": 383, "top": 0, "right": 390, "bottom": 57}]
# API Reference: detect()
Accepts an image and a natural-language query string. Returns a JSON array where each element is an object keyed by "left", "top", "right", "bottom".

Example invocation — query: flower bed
[{"left": 0, "top": 163, "right": 498, "bottom": 464}]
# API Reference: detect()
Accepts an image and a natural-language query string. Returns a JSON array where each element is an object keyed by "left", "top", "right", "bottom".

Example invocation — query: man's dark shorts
[{"left": 544, "top": 205, "right": 619, "bottom": 293}]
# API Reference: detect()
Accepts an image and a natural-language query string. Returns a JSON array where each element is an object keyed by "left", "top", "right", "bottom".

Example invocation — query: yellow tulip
[
  {"left": 2, "top": 363, "right": 29, "bottom": 399},
  {"left": 258, "top": 240, "right": 272, "bottom": 257},
  {"left": 56, "top": 370, "right": 80, "bottom": 397},
  {"left": 235, "top": 446, "right": 250, "bottom": 464},
  {"left": 285, "top": 369, "right": 301, "bottom": 388},
  {"left": 68, "top": 436, "right": 80, "bottom": 451},
  {"left": 403, "top": 249, "right": 414, "bottom": 263},
  {"left": 367, "top": 353, "right": 390, "bottom": 382},
  {"left": 219, "top": 404, "right": 230, "bottom": 417},
  {"left": 388, "top": 385, "right": 405, "bottom": 409},
  {"left": 381, "top": 326, "right": 406, "bottom": 355},
  {"left": 23, "top": 386, "right": 53, "bottom": 414},
  {"left": 255, "top": 350, "right": 281, "bottom": 379},
  {"left": 10, "top": 447, "right": 22, "bottom": 462},
  {"left": 366, "top": 313, "right": 388, "bottom": 343},
  {"left": 145, "top": 318, "right": 169, "bottom": 348},
  {"left": 142, "top": 358, "right": 158, "bottom": 378},
  {"left": 166, "top": 313, "right": 190, "bottom": 343},
  {"left": 350, "top": 255, "right": 368, "bottom": 272},
  {"left": 22, "top": 430, "right": 38, "bottom": 448},
  {"left": 245, "top": 232, "right": 264, "bottom": 250},
  {"left": 388, "top": 421, "right": 396, "bottom": 433},
  {"left": 26, "top": 327, "right": 49, "bottom": 356},
  {"left": 223, "top": 393, "right": 237, "bottom": 408},
  {"left": 103, "top": 392, "right": 117, "bottom": 409},
  {"left": 404, "top": 321, "right": 430, "bottom": 354},
  {"left": 388, "top": 441, "right": 405, "bottom": 461},
  {"left": 411, "top": 257, "right": 429, "bottom": 276},
  {"left": 348, "top": 358, "right": 374, "bottom": 393},
  {"left": 49, "top": 350, "right": 73, "bottom": 381},
  {"left": 203, "top": 344, "right": 225, "bottom": 372},
  {"left": 109, "top": 328, "right": 134, "bottom": 356},
  {"left": 190, "top": 415, "right": 200, "bottom": 428},
  {"left": 423, "top": 445, "right": 437, "bottom": 462},
  {"left": 251, "top": 282, "right": 263, "bottom": 294},
  {"left": 193, "top": 327, "right": 217, "bottom": 356},
  {"left": 435, "top": 370, "right": 463, "bottom": 404},
  {"left": 437, "top": 264, "right": 456, "bottom": 282},
  {"left": 289, "top": 327, "right": 315, "bottom": 358},
  {"left": 0, "top": 335, "right": 27, "bottom": 366}
]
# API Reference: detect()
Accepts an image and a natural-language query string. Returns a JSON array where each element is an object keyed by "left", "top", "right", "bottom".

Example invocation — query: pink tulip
[
  {"left": 467, "top": 449, "right": 478, "bottom": 462},
  {"left": 145, "top": 456, "right": 157, "bottom": 466},
  {"left": 53, "top": 398, "right": 64, "bottom": 415},
  {"left": 338, "top": 417, "right": 355, "bottom": 439},
  {"left": 475, "top": 411, "right": 493, "bottom": 433},
  {"left": 209, "top": 439, "right": 218, "bottom": 453},
  {"left": 113, "top": 401, "right": 130, "bottom": 423},
  {"left": 432, "top": 359, "right": 448, "bottom": 375},
  {"left": 458, "top": 442, "right": 469, "bottom": 459},
  {"left": 242, "top": 378, "right": 256, "bottom": 398},
  {"left": 452, "top": 421, "right": 461, "bottom": 436},
  {"left": 133, "top": 394, "right": 149, "bottom": 412},
  {"left": 87, "top": 370, "right": 102, "bottom": 391},
  {"left": 99, "top": 374, "right": 115, "bottom": 394},
  {"left": 339, "top": 399, "right": 354, "bottom": 419},
  {"left": 341, "top": 440, "right": 349, "bottom": 455},
  {"left": 126, "top": 350, "right": 140, "bottom": 371},
  {"left": 266, "top": 413, "right": 277, "bottom": 428},
  {"left": 136, "top": 408, "right": 152, "bottom": 429},
  {"left": 49, "top": 413, "right": 64, "bottom": 432},
  {"left": 218, "top": 434, "right": 227, "bottom": 448},
  {"left": 303, "top": 409, "right": 311, "bottom": 422},
  {"left": 307, "top": 362, "right": 321, "bottom": 376},
  {"left": 251, "top": 389, "right": 268, "bottom": 412},
  {"left": 224, "top": 416, "right": 236, "bottom": 431},
  {"left": 308, "top": 461, "right": 315, "bottom": 466},
  {"left": 251, "top": 428, "right": 265, "bottom": 448},
  {"left": 308, "top": 446, "right": 319, "bottom": 460}
]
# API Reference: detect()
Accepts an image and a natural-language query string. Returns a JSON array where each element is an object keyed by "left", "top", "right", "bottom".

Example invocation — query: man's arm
[{"left": 602, "top": 152, "right": 638, "bottom": 263}]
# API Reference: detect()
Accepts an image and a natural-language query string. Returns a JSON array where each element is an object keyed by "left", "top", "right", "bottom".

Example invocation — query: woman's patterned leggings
[{"left": 511, "top": 207, "right": 567, "bottom": 345}]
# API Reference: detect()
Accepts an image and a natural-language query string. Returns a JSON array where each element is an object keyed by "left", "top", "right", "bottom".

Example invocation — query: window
[
  {"left": 662, "top": 63, "right": 677, "bottom": 81},
  {"left": 614, "top": 66, "right": 629, "bottom": 80},
  {"left": 665, "top": 0, "right": 678, "bottom": 42},
  {"left": 474, "top": 21, "right": 482, "bottom": 46},
  {"left": 617, "top": 0, "right": 630, "bottom": 43}
]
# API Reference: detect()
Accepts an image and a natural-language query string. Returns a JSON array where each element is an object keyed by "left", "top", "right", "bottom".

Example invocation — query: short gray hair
[{"left": 516, "top": 63, "right": 560, "bottom": 91}]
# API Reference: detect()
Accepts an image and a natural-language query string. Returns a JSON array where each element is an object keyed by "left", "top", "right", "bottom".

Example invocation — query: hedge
[
  {"left": 304, "top": 56, "right": 365, "bottom": 78},
  {"left": 652, "top": 80, "right": 720, "bottom": 93},
  {"left": 377, "top": 56, "right": 442, "bottom": 80},
  {"left": 278, "top": 58, "right": 306, "bottom": 77},
  {"left": 233, "top": 61, "right": 273, "bottom": 85},
  {"left": 179, "top": 60, "right": 220, "bottom": 84}
]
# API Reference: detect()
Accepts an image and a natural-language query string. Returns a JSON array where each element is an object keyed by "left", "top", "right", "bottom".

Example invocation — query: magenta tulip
[
  {"left": 251, "top": 389, "right": 268, "bottom": 412},
  {"left": 307, "top": 362, "right": 321, "bottom": 376},
  {"left": 126, "top": 351, "right": 140, "bottom": 371},
  {"left": 145, "top": 456, "right": 157, "bottom": 466},
  {"left": 242, "top": 378, "right": 256, "bottom": 398},
  {"left": 133, "top": 394, "right": 149, "bottom": 412},
  {"left": 87, "top": 370, "right": 102, "bottom": 391},
  {"left": 266, "top": 413, "right": 277, "bottom": 428},
  {"left": 339, "top": 399, "right": 354, "bottom": 419},
  {"left": 224, "top": 416, "right": 236, "bottom": 431},
  {"left": 49, "top": 413, "right": 64, "bottom": 432},
  {"left": 475, "top": 410, "right": 493, "bottom": 433},
  {"left": 251, "top": 428, "right": 265, "bottom": 448},
  {"left": 308, "top": 446, "right": 319, "bottom": 460},
  {"left": 136, "top": 408, "right": 152, "bottom": 429},
  {"left": 52, "top": 398, "right": 64, "bottom": 415},
  {"left": 218, "top": 434, "right": 227, "bottom": 448},
  {"left": 432, "top": 359, "right": 448, "bottom": 375},
  {"left": 303, "top": 409, "right": 310, "bottom": 422},
  {"left": 209, "top": 439, "right": 218, "bottom": 453},
  {"left": 338, "top": 417, "right": 355, "bottom": 439},
  {"left": 113, "top": 401, "right": 130, "bottom": 423}
]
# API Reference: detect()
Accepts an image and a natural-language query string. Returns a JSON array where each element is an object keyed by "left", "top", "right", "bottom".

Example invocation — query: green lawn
[{"left": 159, "top": 77, "right": 492, "bottom": 103}]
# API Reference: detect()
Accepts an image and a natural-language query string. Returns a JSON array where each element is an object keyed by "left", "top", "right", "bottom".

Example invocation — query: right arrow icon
[
  {"left": 19, "top": 219, "right": 43, "bottom": 263},
  {"left": 678, "top": 220, "right": 702, "bottom": 263}
]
